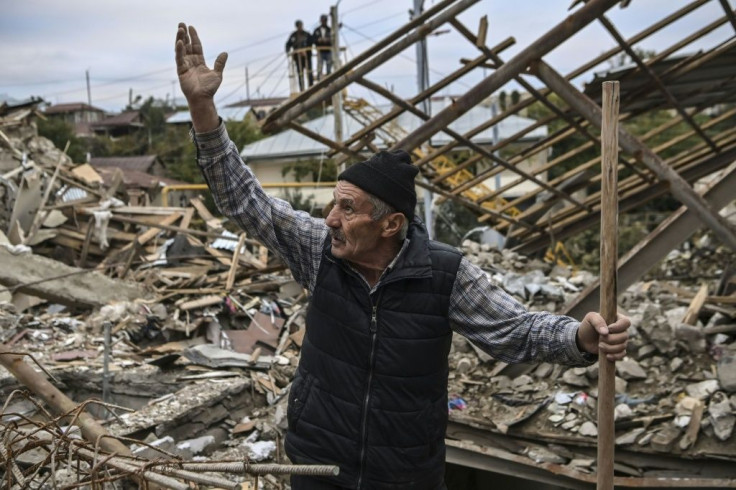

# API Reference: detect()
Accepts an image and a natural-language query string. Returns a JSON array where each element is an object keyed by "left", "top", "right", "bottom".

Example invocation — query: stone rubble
[{"left": 1, "top": 106, "right": 735, "bottom": 485}]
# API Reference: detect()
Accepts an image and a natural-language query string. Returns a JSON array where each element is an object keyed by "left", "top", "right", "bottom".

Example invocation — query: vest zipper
[{"left": 357, "top": 292, "right": 382, "bottom": 489}]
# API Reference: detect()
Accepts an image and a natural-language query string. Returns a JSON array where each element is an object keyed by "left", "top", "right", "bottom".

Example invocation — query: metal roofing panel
[{"left": 241, "top": 99, "right": 547, "bottom": 161}]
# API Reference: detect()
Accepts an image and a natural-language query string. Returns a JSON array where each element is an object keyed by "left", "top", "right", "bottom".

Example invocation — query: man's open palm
[{"left": 175, "top": 23, "right": 228, "bottom": 102}]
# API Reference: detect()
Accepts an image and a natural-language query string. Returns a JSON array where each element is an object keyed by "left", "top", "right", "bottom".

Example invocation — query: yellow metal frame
[
  {"left": 161, "top": 182, "right": 337, "bottom": 207},
  {"left": 544, "top": 241, "right": 578, "bottom": 271}
]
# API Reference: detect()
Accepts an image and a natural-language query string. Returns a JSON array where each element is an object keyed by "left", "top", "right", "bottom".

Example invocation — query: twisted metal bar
[{"left": 150, "top": 460, "right": 340, "bottom": 476}]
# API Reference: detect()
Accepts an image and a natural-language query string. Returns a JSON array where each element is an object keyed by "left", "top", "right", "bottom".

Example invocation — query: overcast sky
[{"left": 0, "top": 0, "right": 730, "bottom": 112}]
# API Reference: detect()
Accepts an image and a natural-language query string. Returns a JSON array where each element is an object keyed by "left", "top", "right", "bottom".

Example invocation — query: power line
[{"left": 341, "top": 22, "right": 473, "bottom": 90}]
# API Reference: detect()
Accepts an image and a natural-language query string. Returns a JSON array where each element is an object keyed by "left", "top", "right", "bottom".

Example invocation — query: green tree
[
  {"left": 36, "top": 118, "right": 86, "bottom": 163},
  {"left": 282, "top": 157, "right": 337, "bottom": 183}
]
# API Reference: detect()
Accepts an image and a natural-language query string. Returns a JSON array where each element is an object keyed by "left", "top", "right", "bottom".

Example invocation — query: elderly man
[{"left": 175, "top": 24, "right": 630, "bottom": 490}]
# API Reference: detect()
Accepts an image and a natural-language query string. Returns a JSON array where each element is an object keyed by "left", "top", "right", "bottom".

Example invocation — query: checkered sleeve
[
  {"left": 192, "top": 122, "right": 327, "bottom": 292},
  {"left": 449, "top": 257, "right": 595, "bottom": 366}
]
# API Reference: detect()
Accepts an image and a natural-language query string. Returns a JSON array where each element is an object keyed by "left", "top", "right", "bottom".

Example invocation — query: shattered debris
[
  {"left": 1, "top": 95, "right": 735, "bottom": 488},
  {"left": 445, "top": 238, "right": 736, "bottom": 479}
]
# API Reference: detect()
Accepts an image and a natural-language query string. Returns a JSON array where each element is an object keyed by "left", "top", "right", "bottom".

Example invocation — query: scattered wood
[{"left": 682, "top": 283, "right": 708, "bottom": 325}]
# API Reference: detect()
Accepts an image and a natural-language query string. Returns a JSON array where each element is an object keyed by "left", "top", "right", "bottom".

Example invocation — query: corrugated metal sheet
[
  {"left": 59, "top": 186, "right": 89, "bottom": 203},
  {"left": 241, "top": 99, "right": 547, "bottom": 161},
  {"left": 211, "top": 229, "right": 240, "bottom": 251}
]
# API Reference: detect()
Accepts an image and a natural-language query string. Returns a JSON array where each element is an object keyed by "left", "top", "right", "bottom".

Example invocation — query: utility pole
[
  {"left": 85, "top": 69, "right": 91, "bottom": 105},
  {"left": 171, "top": 80, "right": 176, "bottom": 107},
  {"left": 491, "top": 100, "right": 504, "bottom": 249},
  {"left": 246, "top": 66, "right": 251, "bottom": 100},
  {"left": 331, "top": 4, "right": 345, "bottom": 171},
  {"left": 412, "top": 0, "right": 434, "bottom": 237}
]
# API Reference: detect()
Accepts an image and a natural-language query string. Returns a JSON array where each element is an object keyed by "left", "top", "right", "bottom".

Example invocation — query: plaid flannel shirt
[{"left": 194, "top": 122, "right": 592, "bottom": 365}]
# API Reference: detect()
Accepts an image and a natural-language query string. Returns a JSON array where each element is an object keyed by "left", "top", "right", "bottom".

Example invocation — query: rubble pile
[
  {"left": 447, "top": 240, "right": 736, "bottom": 476},
  {"left": 1, "top": 107, "right": 735, "bottom": 486}
]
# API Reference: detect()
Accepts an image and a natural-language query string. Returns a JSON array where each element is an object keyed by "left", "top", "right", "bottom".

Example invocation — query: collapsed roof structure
[
  {"left": 1, "top": 1, "right": 736, "bottom": 488},
  {"left": 263, "top": 0, "right": 736, "bottom": 283},
  {"left": 256, "top": 0, "right": 736, "bottom": 485}
]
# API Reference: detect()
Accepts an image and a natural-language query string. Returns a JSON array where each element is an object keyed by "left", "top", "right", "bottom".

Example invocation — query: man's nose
[{"left": 325, "top": 205, "right": 340, "bottom": 227}]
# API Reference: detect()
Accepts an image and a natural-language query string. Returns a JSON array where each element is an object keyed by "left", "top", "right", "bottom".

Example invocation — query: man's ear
[{"left": 381, "top": 212, "right": 405, "bottom": 238}]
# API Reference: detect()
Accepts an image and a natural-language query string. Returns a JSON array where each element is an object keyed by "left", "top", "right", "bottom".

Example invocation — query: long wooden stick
[
  {"left": 0, "top": 345, "right": 131, "bottom": 456},
  {"left": 598, "top": 81, "right": 619, "bottom": 490}
]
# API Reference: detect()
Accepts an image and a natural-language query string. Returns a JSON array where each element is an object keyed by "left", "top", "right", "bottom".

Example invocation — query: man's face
[
  {"left": 321, "top": 16, "right": 328, "bottom": 26},
  {"left": 325, "top": 181, "right": 384, "bottom": 263}
]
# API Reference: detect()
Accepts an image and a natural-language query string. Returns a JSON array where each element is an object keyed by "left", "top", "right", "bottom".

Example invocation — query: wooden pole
[
  {"left": 597, "top": 80, "right": 619, "bottom": 490},
  {"left": 0, "top": 345, "right": 131, "bottom": 456}
]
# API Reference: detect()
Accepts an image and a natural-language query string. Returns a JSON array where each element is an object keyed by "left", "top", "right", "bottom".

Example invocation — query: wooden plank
[
  {"left": 78, "top": 219, "right": 95, "bottom": 266},
  {"left": 110, "top": 206, "right": 188, "bottom": 215},
  {"left": 258, "top": 246, "right": 269, "bottom": 266},
  {"left": 682, "top": 283, "right": 708, "bottom": 325},
  {"left": 476, "top": 15, "right": 488, "bottom": 48},
  {"left": 226, "top": 233, "right": 247, "bottom": 291},
  {"left": 129, "top": 213, "right": 182, "bottom": 249},
  {"left": 205, "top": 246, "right": 234, "bottom": 266},
  {"left": 179, "top": 206, "right": 195, "bottom": 230},
  {"left": 190, "top": 197, "right": 222, "bottom": 231},
  {"left": 179, "top": 294, "right": 223, "bottom": 311},
  {"left": 597, "top": 80, "right": 619, "bottom": 490}
]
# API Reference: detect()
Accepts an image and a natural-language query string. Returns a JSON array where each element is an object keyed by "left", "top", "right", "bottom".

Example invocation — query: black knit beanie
[{"left": 338, "top": 150, "right": 418, "bottom": 220}]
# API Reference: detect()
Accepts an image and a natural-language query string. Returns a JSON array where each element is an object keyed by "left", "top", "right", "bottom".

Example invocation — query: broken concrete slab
[
  {"left": 616, "top": 427, "right": 645, "bottom": 446},
  {"left": 182, "top": 343, "right": 276, "bottom": 370},
  {"left": 718, "top": 353, "right": 736, "bottom": 393},
  {"left": 650, "top": 426, "right": 682, "bottom": 452},
  {"left": 675, "top": 323, "right": 706, "bottom": 353},
  {"left": 686, "top": 380, "right": 721, "bottom": 400},
  {"left": 708, "top": 392, "right": 735, "bottom": 441},
  {"left": 616, "top": 359, "right": 647, "bottom": 380},
  {"left": 0, "top": 246, "right": 147, "bottom": 308}
]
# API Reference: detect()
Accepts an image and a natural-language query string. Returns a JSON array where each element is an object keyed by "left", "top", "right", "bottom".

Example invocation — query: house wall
[
  {"left": 249, "top": 159, "right": 334, "bottom": 207},
  {"left": 50, "top": 110, "right": 104, "bottom": 125},
  {"left": 149, "top": 161, "right": 167, "bottom": 177}
]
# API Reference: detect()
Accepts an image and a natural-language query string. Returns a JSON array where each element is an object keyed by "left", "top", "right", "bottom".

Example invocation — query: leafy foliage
[
  {"left": 282, "top": 157, "right": 337, "bottom": 183},
  {"left": 40, "top": 95, "right": 265, "bottom": 184}
]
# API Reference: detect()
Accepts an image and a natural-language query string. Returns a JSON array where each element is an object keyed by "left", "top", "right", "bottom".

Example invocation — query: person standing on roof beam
[{"left": 286, "top": 19, "right": 314, "bottom": 91}]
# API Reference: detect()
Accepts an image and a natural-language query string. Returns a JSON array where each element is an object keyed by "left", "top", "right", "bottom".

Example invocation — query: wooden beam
[
  {"left": 718, "top": 0, "right": 736, "bottom": 33},
  {"left": 392, "top": 0, "right": 619, "bottom": 152},
  {"left": 0, "top": 345, "right": 132, "bottom": 457},
  {"left": 357, "top": 77, "right": 591, "bottom": 214},
  {"left": 597, "top": 15, "right": 718, "bottom": 151},
  {"left": 333, "top": 36, "right": 516, "bottom": 156},
  {"left": 563, "top": 160, "right": 736, "bottom": 319},
  {"left": 533, "top": 59, "right": 736, "bottom": 251},
  {"left": 683, "top": 283, "right": 709, "bottom": 325},
  {"left": 226, "top": 233, "right": 247, "bottom": 291}
]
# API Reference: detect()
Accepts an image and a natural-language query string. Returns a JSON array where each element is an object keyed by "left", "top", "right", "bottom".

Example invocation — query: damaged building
[{"left": 1, "top": 0, "right": 736, "bottom": 488}]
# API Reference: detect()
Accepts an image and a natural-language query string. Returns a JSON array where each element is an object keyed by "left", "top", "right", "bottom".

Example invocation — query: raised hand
[{"left": 175, "top": 23, "right": 227, "bottom": 132}]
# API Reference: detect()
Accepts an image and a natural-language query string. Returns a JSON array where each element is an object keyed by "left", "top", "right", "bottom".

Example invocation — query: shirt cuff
[
  {"left": 190, "top": 119, "right": 231, "bottom": 160},
  {"left": 565, "top": 321, "right": 597, "bottom": 365}
]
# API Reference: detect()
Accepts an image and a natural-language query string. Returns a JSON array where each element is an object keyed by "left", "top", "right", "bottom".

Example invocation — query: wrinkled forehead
[{"left": 333, "top": 180, "right": 370, "bottom": 205}]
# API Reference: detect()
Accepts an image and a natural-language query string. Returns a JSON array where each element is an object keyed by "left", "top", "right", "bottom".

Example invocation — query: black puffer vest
[{"left": 285, "top": 221, "right": 462, "bottom": 489}]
